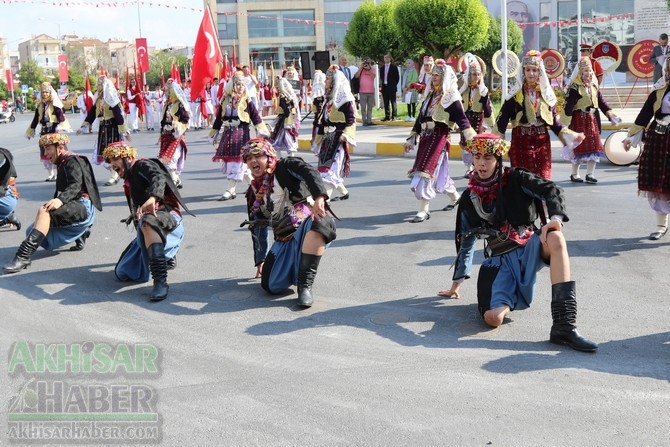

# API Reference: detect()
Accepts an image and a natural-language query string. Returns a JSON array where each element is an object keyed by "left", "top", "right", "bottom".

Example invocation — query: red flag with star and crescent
[
  {"left": 190, "top": 6, "right": 223, "bottom": 101},
  {"left": 84, "top": 72, "right": 93, "bottom": 112},
  {"left": 58, "top": 55, "right": 68, "bottom": 83}
]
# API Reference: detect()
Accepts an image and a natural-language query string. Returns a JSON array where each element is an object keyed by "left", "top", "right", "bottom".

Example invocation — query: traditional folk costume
[
  {"left": 496, "top": 51, "right": 580, "bottom": 180},
  {"left": 243, "top": 139, "right": 336, "bottom": 307},
  {"left": 80, "top": 76, "right": 129, "bottom": 186},
  {"left": 404, "top": 60, "right": 476, "bottom": 223},
  {"left": 159, "top": 80, "right": 191, "bottom": 188},
  {"left": 623, "top": 58, "right": 670, "bottom": 240},
  {"left": 270, "top": 77, "right": 301, "bottom": 157},
  {"left": 103, "top": 142, "right": 193, "bottom": 301},
  {"left": 126, "top": 79, "right": 142, "bottom": 132},
  {"left": 0, "top": 147, "right": 21, "bottom": 231},
  {"left": 459, "top": 54, "right": 495, "bottom": 176},
  {"left": 26, "top": 82, "right": 72, "bottom": 181},
  {"left": 208, "top": 75, "right": 269, "bottom": 201},
  {"left": 415, "top": 55, "right": 435, "bottom": 102},
  {"left": 4, "top": 134, "right": 102, "bottom": 274},
  {"left": 451, "top": 134, "right": 598, "bottom": 352},
  {"left": 309, "top": 70, "right": 327, "bottom": 154},
  {"left": 562, "top": 56, "right": 620, "bottom": 184},
  {"left": 312, "top": 66, "right": 356, "bottom": 202}
]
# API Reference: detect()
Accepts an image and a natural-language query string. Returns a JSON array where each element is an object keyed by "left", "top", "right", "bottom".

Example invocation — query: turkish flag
[
  {"left": 5, "top": 69, "right": 13, "bottom": 91},
  {"left": 171, "top": 62, "right": 182, "bottom": 85},
  {"left": 222, "top": 53, "right": 231, "bottom": 81},
  {"left": 84, "top": 72, "right": 93, "bottom": 112},
  {"left": 136, "top": 38, "right": 150, "bottom": 72},
  {"left": 190, "top": 6, "right": 223, "bottom": 101},
  {"left": 58, "top": 55, "right": 69, "bottom": 83}
]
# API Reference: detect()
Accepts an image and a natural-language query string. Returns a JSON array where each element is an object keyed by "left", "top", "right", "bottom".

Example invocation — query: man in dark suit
[
  {"left": 379, "top": 53, "right": 400, "bottom": 121},
  {"left": 649, "top": 33, "right": 669, "bottom": 82}
]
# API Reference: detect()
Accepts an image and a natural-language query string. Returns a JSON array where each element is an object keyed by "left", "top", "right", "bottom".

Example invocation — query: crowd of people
[{"left": 4, "top": 46, "right": 670, "bottom": 355}]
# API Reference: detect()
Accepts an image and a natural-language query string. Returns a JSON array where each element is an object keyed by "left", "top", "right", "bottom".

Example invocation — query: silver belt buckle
[{"left": 325, "top": 126, "right": 336, "bottom": 133}]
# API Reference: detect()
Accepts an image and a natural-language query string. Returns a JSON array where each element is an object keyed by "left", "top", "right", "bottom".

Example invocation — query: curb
[{"left": 298, "top": 119, "right": 635, "bottom": 160}]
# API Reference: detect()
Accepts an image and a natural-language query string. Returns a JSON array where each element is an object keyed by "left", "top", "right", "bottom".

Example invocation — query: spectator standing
[
  {"left": 401, "top": 58, "right": 419, "bottom": 122},
  {"left": 380, "top": 53, "right": 400, "bottom": 121},
  {"left": 355, "top": 58, "right": 376, "bottom": 126}
]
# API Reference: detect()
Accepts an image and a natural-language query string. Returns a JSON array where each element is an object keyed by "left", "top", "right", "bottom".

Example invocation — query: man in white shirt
[
  {"left": 242, "top": 66, "right": 260, "bottom": 110},
  {"left": 650, "top": 33, "right": 669, "bottom": 82}
]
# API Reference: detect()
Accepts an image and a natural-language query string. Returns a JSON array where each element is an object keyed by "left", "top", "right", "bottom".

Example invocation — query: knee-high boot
[
  {"left": 297, "top": 253, "right": 321, "bottom": 307},
  {"left": 0, "top": 211, "right": 21, "bottom": 231},
  {"left": 3, "top": 229, "right": 45, "bottom": 273},
  {"left": 70, "top": 227, "right": 92, "bottom": 252},
  {"left": 549, "top": 281, "right": 598, "bottom": 352},
  {"left": 147, "top": 243, "right": 169, "bottom": 301}
]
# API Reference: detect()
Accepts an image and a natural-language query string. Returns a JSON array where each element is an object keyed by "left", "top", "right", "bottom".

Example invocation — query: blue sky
[{"left": 1, "top": 0, "right": 203, "bottom": 51}]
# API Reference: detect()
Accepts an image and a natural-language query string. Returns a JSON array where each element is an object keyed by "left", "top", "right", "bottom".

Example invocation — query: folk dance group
[{"left": 5, "top": 52, "right": 670, "bottom": 354}]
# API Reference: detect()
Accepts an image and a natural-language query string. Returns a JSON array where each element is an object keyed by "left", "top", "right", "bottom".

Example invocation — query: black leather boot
[
  {"left": 297, "top": 254, "right": 321, "bottom": 307},
  {"left": 70, "top": 228, "right": 91, "bottom": 251},
  {"left": 147, "top": 243, "right": 169, "bottom": 301},
  {"left": 4, "top": 229, "right": 45, "bottom": 274},
  {"left": 549, "top": 281, "right": 598, "bottom": 352},
  {"left": 166, "top": 256, "right": 177, "bottom": 271},
  {"left": 0, "top": 211, "right": 21, "bottom": 231}
]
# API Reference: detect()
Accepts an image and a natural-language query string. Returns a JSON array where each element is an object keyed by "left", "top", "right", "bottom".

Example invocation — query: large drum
[{"left": 604, "top": 130, "right": 641, "bottom": 166}]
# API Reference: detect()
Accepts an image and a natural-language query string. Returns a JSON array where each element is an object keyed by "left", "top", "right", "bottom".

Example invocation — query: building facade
[{"left": 209, "top": 0, "right": 668, "bottom": 76}]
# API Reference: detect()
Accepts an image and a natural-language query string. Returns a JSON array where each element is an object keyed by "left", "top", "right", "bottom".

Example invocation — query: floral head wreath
[
  {"left": 39, "top": 133, "right": 70, "bottom": 148},
  {"left": 578, "top": 56, "right": 592, "bottom": 71},
  {"left": 103, "top": 141, "right": 138, "bottom": 163},
  {"left": 522, "top": 50, "right": 543, "bottom": 68},
  {"left": 430, "top": 59, "right": 448, "bottom": 76},
  {"left": 242, "top": 138, "right": 277, "bottom": 163},
  {"left": 325, "top": 64, "right": 339, "bottom": 80},
  {"left": 465, "top": 133, "right": 510, "bottom": 157},
  {"left": 423, "top": 55, "right": 435, "bottom": 65}
]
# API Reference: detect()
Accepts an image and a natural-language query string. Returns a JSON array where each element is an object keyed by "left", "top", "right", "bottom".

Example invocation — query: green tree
[
  {"left": 394, "top": 0, "right": 490, "bottom": 61},
  {"left": 0, "top": 80, "right": 8, "bottom": 100},
  {"left": 478, "top": 15, "right": 524, "bottom": 87},
  {"left": 17, "top": 59, "right": 46, "bottom": 92},
  {"left": 144, "top": 53, "right": 189, "bottom": 88},
  {"left": 343, "top": 0, "right": 401, "bottom": 63}
]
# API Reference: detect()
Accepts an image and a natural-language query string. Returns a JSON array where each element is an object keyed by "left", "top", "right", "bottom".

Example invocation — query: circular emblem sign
[
  {"left": 492, "top": 49, "right": 520, "bottom": 77},
  {"left": 592, "top": 41, "right": 622, "bottom": 74},
  {"left": 540, "top": 49, "right": 565, "bottom": 79},
  {"left": 627, "top": 40, "right": 656, "bottom": 79}
]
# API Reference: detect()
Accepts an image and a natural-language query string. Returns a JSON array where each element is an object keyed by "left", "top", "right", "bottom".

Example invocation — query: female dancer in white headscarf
[
  {"left": 158, "top": 79, "right": 191, "bottom": 188},
  {"left": 77, "top": 76, "right": 129, "bottom": 185},
  {"left": 270, "top": 77, "right": 301, "bottom": 157},
  {"left": 402, "top": 60, "right": 475, "bottom": 223},
  {"left": 312, "top": 66, "right": 356, "bottom": 201}
]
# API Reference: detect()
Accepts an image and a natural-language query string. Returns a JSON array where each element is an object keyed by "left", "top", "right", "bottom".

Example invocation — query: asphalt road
[{"left": 0, "top": 111, "right": 668, "bottom": 446}]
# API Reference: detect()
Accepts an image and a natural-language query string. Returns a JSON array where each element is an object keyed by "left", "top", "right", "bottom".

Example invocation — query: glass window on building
[
  {"left": 324, "top": 13, "right": 351, "bottom": 49},
  {"left": 217, "top": 0, "right": 237, "bottom": 3},
  {"left": 248, "top": 10, "right": 315, "bottom": 38},
  {"left": 249, "top": 43, "right": 316, "bottom": 73},
  {"left": 218, "top": 14, "right": 238, "bottom": 40}
]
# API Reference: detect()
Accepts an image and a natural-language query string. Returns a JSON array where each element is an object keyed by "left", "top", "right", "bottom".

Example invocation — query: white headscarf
[
  {"left": 437, "top": 63, "right": 463, "bottom": 109},
  {"left": 311, "top": 70, "right": 326, "bottom": 100},
  {"left": 166, "top": 79, "right": 191, "bottom": 115},
  {"left": 569, "top": 56, "right": 598, "bottom": 88},
  {"left": 326, "top": 66, "right": 356, "bottom": 109},
  {"left": 507, "top": 50, "right": 556, "bottom": 106},
  {"left": 653, "top": 57, "right": 670, "bottom": 90},
  {"left": 94, "top": 76, "right": 121, "bottom": 108},
  {"left": 459, "top": 53, "right": 488, "bottom": 97},
  {"left": 277, "top": 77, "right": 299, "bottom": 106}
]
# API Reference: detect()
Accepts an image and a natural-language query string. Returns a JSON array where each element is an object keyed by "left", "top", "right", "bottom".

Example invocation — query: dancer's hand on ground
[{"left": 437, "top": 281, "right": 461, "bottom": 299}]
